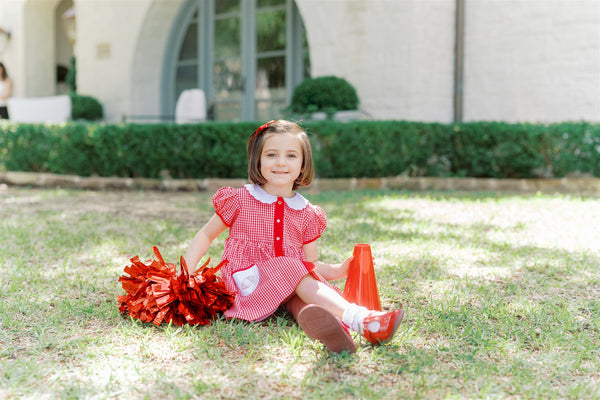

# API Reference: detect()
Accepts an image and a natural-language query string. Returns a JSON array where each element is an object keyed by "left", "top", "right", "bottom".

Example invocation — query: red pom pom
[{"left": 117, "top": 247, "right": 234, "bottom": 326}]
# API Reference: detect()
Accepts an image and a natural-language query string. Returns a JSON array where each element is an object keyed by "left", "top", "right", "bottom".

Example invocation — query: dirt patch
[{"left": 0, "top": 187, "right": 212, "bottom": 227}]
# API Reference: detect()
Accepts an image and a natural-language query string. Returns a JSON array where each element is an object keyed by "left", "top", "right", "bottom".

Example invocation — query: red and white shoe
[
  {"left": 362, "top": 309, "right": 405, "bottom": 344},
  {"left": 298, "top": 304, "right": 357, "bottom": 353}
]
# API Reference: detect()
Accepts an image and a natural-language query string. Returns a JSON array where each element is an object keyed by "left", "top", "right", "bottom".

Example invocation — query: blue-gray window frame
[{"left": 161, "top": 0, "right": 308, "bottom": 121}]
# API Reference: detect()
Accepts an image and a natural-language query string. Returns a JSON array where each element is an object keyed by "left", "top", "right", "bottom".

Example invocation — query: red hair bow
[{"left": 254, "top": 120, "right": 276, "bottom": 138}]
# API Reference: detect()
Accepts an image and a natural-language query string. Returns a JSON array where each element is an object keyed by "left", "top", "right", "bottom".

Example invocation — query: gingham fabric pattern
[{"left": 213, "top": 185, "right": 330, "bottom": 321}]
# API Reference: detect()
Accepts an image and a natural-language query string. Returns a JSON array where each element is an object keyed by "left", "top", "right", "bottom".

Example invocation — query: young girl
[{"left": 184, "top": 120, "right": 404, "bottom": 353}]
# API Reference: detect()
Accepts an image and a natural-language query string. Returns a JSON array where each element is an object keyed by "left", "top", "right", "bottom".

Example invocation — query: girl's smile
[{"left": 260, "top": 133, "right": 304, "bottom": 197}]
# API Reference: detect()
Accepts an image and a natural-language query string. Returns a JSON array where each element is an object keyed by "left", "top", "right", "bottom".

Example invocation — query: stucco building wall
[
  {"left": 0, "top": 0, "right": 598, "bottom": 123},
  {"left": 0, "top": 0, "right": 61, "bottom": 97},
  {"left": 0, "top": 0, "right": 24, "bottom": 96},
  {"left": 298, "top": 0, "right": 600, "bottom": 123},
  {"left": 75, "top": 0, "right": 152, "bottom": 121},
  {"left": 297, "top": 0, "right": 456, "bottom": 122},
  {"left": 23, "top": 0, "right": 58, "bottom": 96},
  {"left": 464, "top": 0, "right": 600, "bottom": 123},
  {"left": 129, "top": 1, "right": 183, "bottom": 121},
  {"left": 75, "top": 0, "right": 184, "bottom": 121}
]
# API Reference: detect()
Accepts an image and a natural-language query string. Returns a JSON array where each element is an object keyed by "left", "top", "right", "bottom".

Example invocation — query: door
[{"left": 171, "top": 0, "right": 309, "bottom": 121}]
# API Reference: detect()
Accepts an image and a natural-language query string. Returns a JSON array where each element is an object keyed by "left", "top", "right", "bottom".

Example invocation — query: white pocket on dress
[{"left": 232, "top": 264, "right": 260, "bottom": 296}]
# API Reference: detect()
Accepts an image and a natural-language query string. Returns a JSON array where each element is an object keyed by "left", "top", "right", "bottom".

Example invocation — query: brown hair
[
  {"left": 0, "top": 63, "right": 7, "bottom": 80},
  {"left": 247, "top": 120, "right": 314, "bottom": 190}
]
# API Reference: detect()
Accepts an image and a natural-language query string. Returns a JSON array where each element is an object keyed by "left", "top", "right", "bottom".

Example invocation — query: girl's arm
[
  {"left": 184, "top": 213, "right": 228, "bottom": 273},
  {"left": 303, "top": 241, "right": 352, "bottom": 281}
]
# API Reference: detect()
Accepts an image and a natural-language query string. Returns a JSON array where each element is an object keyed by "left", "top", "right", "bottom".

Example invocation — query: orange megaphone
[{"left": 342, "top": 244, "right": 382, "bottom": 311}]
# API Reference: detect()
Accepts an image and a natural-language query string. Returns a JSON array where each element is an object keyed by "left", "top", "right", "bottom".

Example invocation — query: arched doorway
[{"left": 165, "top": 0, "right": 310, "bottom": 121}]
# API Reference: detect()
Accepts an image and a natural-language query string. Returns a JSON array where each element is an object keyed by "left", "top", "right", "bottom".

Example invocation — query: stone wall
[{"left": 2, "top": 171, "right": 599, "bottom": 196}]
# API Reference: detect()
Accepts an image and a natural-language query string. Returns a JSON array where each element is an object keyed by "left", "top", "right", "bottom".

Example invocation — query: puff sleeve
[
  {"left": 212, "top": 187, "right": 240, "bottom": 226},
  {"left": 302, "top": 204, "right": 327, "bottom": 244}
]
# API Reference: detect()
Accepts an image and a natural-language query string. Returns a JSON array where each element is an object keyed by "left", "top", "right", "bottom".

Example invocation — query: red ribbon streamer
[{"left": 117, "top": 247, "right": 234, "bottom": 326}]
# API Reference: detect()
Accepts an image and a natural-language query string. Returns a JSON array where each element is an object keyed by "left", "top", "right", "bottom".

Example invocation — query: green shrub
[
  {"left": 65, "top": 56, "right": 76, "bottom": 93},
  {"left": 290, "top": 76, "right": 359, "bottom": 114},
  {"left": 545, "top": 122, "right": 600, "bottom": 177},
  {"left": 0, "top": 121, "right": 598, "bottom": 179},
  {"left": 0, "top": 124, "right": 57, "bottom": 172},
  {"left": 70, "top": 93, "right": 104, "bottom": 121}
]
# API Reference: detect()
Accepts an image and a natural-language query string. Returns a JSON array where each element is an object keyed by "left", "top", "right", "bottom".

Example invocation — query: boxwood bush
[
  {"left": 70, "top": 93, "right": 104, "bottom": 121},
  {"left": 0, "top": 120, "right": 598, "bottom": 179},
  {"left": 290, "top": 76, "right": 359, "bottom": 114}
]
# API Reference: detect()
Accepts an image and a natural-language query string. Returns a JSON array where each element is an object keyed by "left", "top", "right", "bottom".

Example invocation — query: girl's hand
[
  {"left": 303, "top": 241, "right": 354, "bottom": 281},
  {"left": 312, "top": 255, "right": 353, "bottom": 281},
  {"left": 339, "top": 255, "right": 353, "bottom": 279}
]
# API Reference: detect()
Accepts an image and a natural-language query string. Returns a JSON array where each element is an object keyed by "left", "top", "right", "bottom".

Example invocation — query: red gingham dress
[{"left": 213, "top": 184, "right": 330, "bottom": 321}]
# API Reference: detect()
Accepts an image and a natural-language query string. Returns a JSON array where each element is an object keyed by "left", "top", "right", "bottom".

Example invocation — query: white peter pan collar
[{"left": 244, "top": 184, "right": 308, "bottom": 210}]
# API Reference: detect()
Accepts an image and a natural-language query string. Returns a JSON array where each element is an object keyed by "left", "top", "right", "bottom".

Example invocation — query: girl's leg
[
  {"left": 295, "top": 275, "right": 350, "bottom": 318},
  {"left": 285, "top": 294, "right": 356, "bottom": 353},
  {"left": 284, "top": 294, "right": 307, "bottom": 319},
  {"left": 295, "top": 275, "right": 405, "bottom": 344}
]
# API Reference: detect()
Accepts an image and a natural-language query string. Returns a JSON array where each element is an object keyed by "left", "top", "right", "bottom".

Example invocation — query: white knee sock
[{"left": 342, "top": 303, "right": 370, "bottom": 334}]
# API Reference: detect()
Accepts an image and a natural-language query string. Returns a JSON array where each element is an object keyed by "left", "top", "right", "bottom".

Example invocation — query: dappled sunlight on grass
[
  {"left": 1, "top": 187, "right": 599, "bottom": 399},
  {"left": 362, "top": 193, "right": 600, "bottom": 252}
]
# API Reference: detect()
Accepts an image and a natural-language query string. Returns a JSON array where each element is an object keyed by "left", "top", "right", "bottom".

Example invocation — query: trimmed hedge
[{"left": 0, "top": 120, "right": 598, "bottom": 179}]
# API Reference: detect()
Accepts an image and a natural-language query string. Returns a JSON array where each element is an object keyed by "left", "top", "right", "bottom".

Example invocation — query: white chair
[
  {"left": 7, "top": 95, "right": 72, "bottom": 123},
  {"left": 175, "top": 89, "right": 206, "bottom": 124}
]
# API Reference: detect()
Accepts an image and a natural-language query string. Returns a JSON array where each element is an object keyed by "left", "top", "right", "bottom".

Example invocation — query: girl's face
[{"left": 260, "top": 132, "right": 303, "bottom": 196}]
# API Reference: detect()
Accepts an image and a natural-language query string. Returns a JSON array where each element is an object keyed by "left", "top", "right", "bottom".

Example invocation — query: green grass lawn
[{"left": 1, "top": 187, "right": 598, "bottom": 399}]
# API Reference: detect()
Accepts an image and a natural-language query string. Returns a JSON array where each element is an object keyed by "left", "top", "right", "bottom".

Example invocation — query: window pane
[
  {"left": 213, "top": 57, "right": 242, "bottom": 121},
  {"left": 175, "top": 65, "right": 198, "bottom": 100},
  {"left": 257, "top": 9, "right": 285, "bottom": 52},
  {"left": 214, "top": 58, "right": 242, "bottom": 92},
  {"left": 214, "top": 101, "right": 242, "bottom": 122},
  {"left": 215, "top": 0, "right": 240, "bottom": 15},
  {"left": 171, "top": 0, "right": 310, "bottom": 121},
  {"left": 215, "top": 17, "right": 240, "bottom": 59},
  {"left": 256, "top": 54, "right": 285, "bottom": 120},
  {"left": 213, "top": 3, "right": 241, "bottom": 121},
  {"left": 257, "top": 0, "right": 285, "bottom": 8},
  {"left": 256, "top": 99, "right": 286, "bottom": 121},
  {"left": 256, "top": 55, "right": 285, "bottom": 98},
  {"left": 178, "top": 23, "right": 197, "bottom": 61}
]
